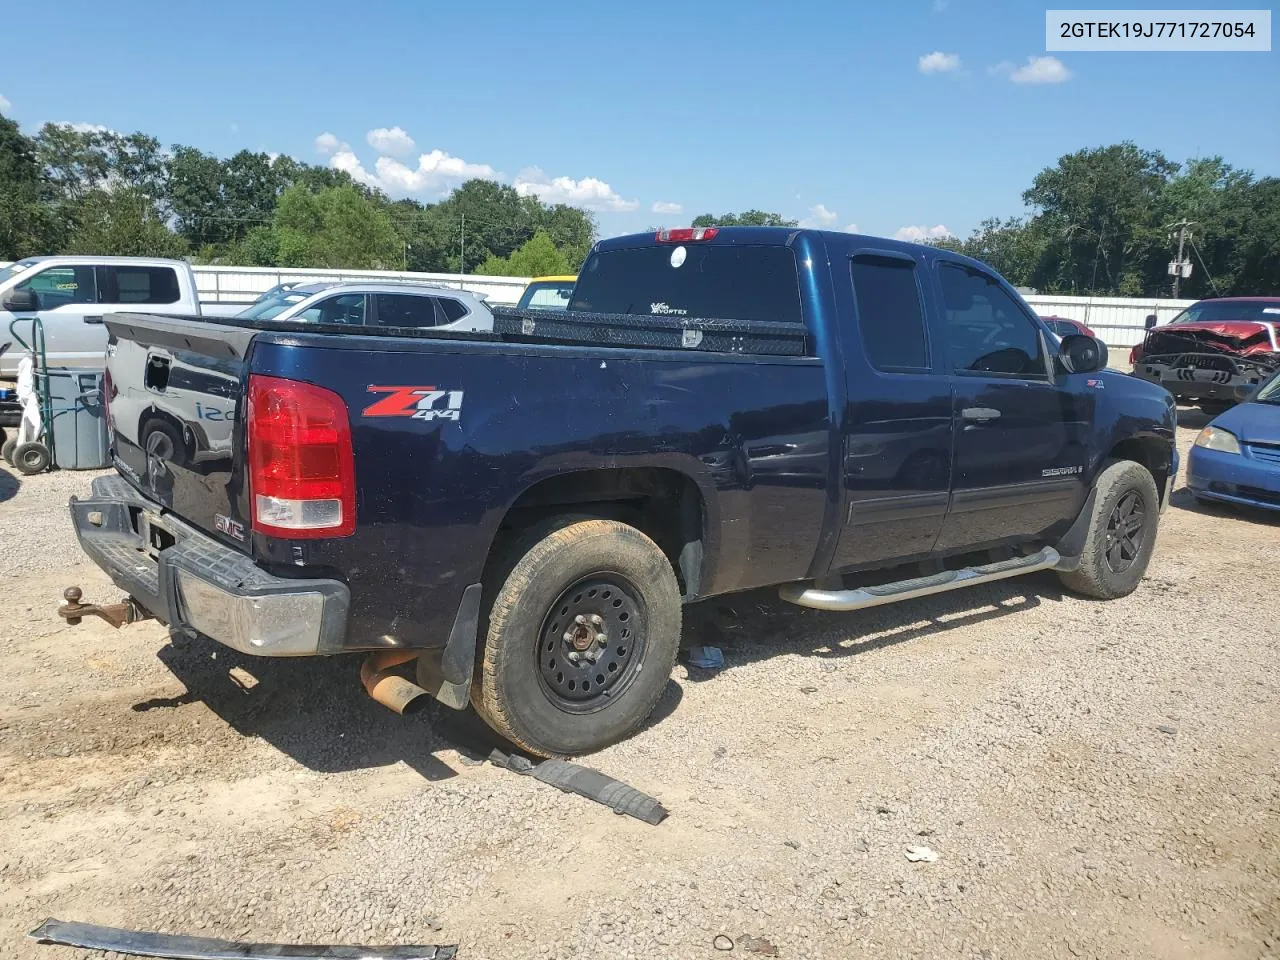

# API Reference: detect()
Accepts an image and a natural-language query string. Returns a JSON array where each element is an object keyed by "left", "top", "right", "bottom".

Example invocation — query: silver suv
[{"left": 237, "top": 282, "right": 493, "bottom": 332}]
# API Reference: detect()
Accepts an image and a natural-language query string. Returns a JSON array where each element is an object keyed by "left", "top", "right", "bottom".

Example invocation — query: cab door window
[
  {"left": 17, "top": 265, "right": 97, "bottom": 307},
  {"left": 938, "top": 263, "right": 1048, "bottom": 378},
  {"left": 294, "top": 294, "right": 367, "bottom": 325}
]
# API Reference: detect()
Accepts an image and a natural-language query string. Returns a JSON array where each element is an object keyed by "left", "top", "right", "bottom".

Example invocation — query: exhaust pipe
[{"left": 360, "top": 650, "right": 430, "bottom": 715}]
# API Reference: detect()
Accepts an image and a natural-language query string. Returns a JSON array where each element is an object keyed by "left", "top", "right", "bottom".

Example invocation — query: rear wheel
[
  {"left": 473, "top": 519, "right": 681, "bottom": 758},
  {"left": 1, "top": 436, "right": 15, "bottom": 466},
  {"left": 1198, "top": 401, "right": 1232, "bottom": 416},
  {"left": 1058, "top": 460, "right": 1160, "bottom": 599}
]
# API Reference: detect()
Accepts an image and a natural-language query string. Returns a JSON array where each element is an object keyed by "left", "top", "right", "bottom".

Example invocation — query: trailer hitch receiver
[{"left": 58, "top": 586, "right": 152, "bottom": 629}]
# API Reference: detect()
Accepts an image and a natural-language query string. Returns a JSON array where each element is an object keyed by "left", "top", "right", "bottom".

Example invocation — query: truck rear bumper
[{"left": 70, "top": 474, "right": 349, "bottom": 656}]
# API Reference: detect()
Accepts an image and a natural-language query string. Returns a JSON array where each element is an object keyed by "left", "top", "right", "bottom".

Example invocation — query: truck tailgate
[{"left": 104, "top": 313, "right": 255, "bottom": 553}]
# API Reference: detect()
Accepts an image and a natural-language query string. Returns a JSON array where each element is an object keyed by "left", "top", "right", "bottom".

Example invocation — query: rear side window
[
  {"left": 570, "top": 244, "right": 801, "bottom": 323},
  {"left": 849, "top": 255, "right": 929, "bottom": 370},
  {"left": 375, "top": 293, "right": 439, "bottom": 328},
  {"left": 17, "top": 265, "right": 97, "bottom": 306},
  {"left": 438, "top": 297, "right": 469, "bottom": 323},
  {"left": 99, "top": 266, "right": 180, "bottom": 304}
]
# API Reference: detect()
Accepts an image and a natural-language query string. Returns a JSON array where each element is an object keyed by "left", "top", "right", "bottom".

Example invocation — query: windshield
[
  {"left": 1172, "top": 301, "right": 1280, "bottom": 324},
  {"left": 1255, "top": 371, "right": 1280, "bottom": 404},
  {"left": 0, "top": 260, "right": 39, "bottom": 286},
  {"left": 517, "top": 280, "right": 575, "bottom": 311},
  {"left": 238, "top": 292, "right": 309, "bottom": 320},
  {"left": 569, "top": 244, "right": 802, "bottom": 323}
]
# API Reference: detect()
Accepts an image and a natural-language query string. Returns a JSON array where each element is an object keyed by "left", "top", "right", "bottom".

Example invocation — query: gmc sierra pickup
[{"left": 64, "top": 227, "right": 1178, "bottom": 757}]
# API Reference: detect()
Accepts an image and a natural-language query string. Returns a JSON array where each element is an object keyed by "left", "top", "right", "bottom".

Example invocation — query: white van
[{"left": 0, "top": 256, "right": 202, "bottom": 377}]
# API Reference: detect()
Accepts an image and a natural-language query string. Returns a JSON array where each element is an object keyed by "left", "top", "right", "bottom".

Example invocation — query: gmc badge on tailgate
[{"left": 215, "top": 514, "right": 246, "bottom": 542}]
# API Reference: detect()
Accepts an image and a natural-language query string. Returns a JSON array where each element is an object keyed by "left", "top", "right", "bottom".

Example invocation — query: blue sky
[{"left": 2, "top": 0, "right": 1276, "bottom": 241}]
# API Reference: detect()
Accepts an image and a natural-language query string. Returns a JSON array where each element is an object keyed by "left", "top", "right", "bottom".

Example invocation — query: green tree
[
  {"left": 691, "top": 210, "right": 798, "bottom": 227},
  {"left": 0, "top": 113, "right": 50, "bottom": 259},
  {"left": 1023, "top": 142, "right": 1177, "bottom": 295},
  {"left": 64, "top": 188, "right": 188, "bottom": 257},
  {"left": 478, "top": 230, "right": 571, "bottom": 277}
]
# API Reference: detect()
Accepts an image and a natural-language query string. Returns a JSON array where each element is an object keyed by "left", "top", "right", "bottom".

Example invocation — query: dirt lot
[{"left": 1, "top": 408, "right": 1277, "bottom": 960}]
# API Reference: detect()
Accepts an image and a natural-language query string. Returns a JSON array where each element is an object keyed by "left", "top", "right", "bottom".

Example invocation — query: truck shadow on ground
[
  {"left": 0, "top": 465, "right": 18, "bottom": 504},
  {"left": 679, "top": 574, "right": 1064, "bottom": 679},
  {"left": 1177, "top": 407, "right": 1212, "bottom": 430},
  {"left": 141, "top": 636, "right": 684, "bottom": 779},
  {"left": 136, "top": 574, "right": 1071, "bottom": 773}
]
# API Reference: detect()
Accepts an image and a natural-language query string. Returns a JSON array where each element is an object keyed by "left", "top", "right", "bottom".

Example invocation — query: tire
[
  {"left": 1057, "top": 460, "right": 1160, "bottom": 600},
  {"left": 1199, "top": 401, "right": 1231, "bottom": 416},
  {"left": 473, "top": 519, "right": 682, "bottom": 758},
  {"left": 1, "top": 436, "right": 15, "bottom": 466},
  {"left": 13, "top": 441, "right": 51, "bottom": 476}
]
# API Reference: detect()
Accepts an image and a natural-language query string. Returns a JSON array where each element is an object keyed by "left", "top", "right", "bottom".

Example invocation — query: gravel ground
[{"left": 1, "top": 409, "right": 1277, "bottom": 960}]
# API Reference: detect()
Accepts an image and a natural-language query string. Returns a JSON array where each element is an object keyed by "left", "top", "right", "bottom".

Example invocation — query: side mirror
[
  {"left": 1059, "top": 334, "right": 1107, "bottom": 374},
  {"left": 1144, "top": 313, "right": 1158, "bottom": 330},
  {"left": 2, "top": 289, "right": 40, "bottom": 313}
]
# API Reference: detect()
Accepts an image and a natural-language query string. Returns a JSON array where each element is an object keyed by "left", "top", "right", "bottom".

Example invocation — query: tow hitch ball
[{"left": 58, "top": 586, "right": 152, "bottom": 629}]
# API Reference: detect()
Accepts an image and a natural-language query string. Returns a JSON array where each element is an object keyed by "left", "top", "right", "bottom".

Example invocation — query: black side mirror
[
  {"left": 1059, "top": 334, "right": 1107, "bottom": 374},
  {"left": 1144, "top": 313, "right": 1158, "bottom": 330},
  {"left": 2, "top": 289, "right": 40, "bottom": 313}
]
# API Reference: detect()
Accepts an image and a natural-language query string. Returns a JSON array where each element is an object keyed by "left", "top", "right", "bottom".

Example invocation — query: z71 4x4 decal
[{"left": 362, "top": 385, "right": 465, "bottom": 421}]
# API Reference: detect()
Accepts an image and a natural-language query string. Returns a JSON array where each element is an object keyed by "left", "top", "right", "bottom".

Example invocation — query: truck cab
[{"left": 0, "top": 256, "right": 202, "bottom": 377}]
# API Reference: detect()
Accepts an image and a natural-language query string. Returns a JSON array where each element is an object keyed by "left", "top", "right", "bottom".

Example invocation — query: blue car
[{"left": 1187, "top": 371, "right": 1280, "bottom": 512}]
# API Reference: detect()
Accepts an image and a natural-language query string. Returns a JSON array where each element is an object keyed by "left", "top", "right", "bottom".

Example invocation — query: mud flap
[
  {"left": 1052, "top": 486, "right": 1098, "bottom": 574},
  {"left": 489, "top": 749, "right": 668, "bottom": 825}
]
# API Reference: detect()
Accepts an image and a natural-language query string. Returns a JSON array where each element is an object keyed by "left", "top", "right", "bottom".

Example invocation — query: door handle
[
  {"left": 961, "top": 407, "right": 1001, "bottom": 421},
  {"left": 83, "top": 316, "right": 104, "bottom": 325}
]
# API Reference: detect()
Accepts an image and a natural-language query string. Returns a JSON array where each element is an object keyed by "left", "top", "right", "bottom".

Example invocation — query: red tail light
[
  {"left": 247, "top": 375, "right": 355, "bottom": 539},
  {"left": 1128, "top": 344, "right": 1141, "bottom": 365},
  {"left": 656, "top": 227, "right": 718, "bottom": 243}
]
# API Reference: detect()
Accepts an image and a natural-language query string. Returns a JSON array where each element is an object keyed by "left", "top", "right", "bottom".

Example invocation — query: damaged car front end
[{"left": 1131, "top": 300, "right": 1280, "bottom": 414}]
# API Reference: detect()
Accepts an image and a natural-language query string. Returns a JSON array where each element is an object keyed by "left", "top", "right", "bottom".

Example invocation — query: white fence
[
  {"left": 6, "top": 260, "right": 1187, "bottom": 347},
  {"left": 1022, "top": 294, "right": 1194, "bottom": 348},
  {"left": 193, "top": 264, "right": 529, "bottom": 307},
  {"left": 194, "top": 266, "right": 1189, "bottom": 347}
]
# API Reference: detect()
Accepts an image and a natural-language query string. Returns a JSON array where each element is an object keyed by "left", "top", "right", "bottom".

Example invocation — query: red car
[
  {"left": 1130, "top": 297, "right": 1280, "bottom": 414},
  {"left": 1039, "top": 315, "right": 1097, "bottom": 339}
]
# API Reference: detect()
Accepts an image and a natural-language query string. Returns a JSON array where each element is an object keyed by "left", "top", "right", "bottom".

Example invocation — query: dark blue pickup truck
[{"left": 65, "top": 227, "right": 1177, "bottom": 756}]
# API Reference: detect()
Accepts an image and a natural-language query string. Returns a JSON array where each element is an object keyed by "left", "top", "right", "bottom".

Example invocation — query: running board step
[{"left": 779, "top": 547, "right": 1062, "bottom": 612}]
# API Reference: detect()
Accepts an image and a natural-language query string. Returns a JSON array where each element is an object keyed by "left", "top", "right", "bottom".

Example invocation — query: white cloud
[
  {"left": 328, "top": 149, "right": 380, "bottom": 188},
  {"left": 366, "top": 126, "right": 416, "bottom": 157},
  {"left": 514, "top": 167, "right": 639, "bottom": 212},
  {"left": 651, "top": 200, "right": 683, "bottom": 215},
  {"left": 60, "top": 122, "right": 112, "bottom": 134},
  {"left": 315, "top": 132, "right": 344, "bottom": 155},
  {"left": 1000, "top": 55, "right": 1072, "bottom": 84},
  {"left": 918, "top": 51, "right": 962, "bottom": 74},
  {"left": 844, "top": 223, "right": 860, "bottom": 233},
  {"left": 894, "top": 224, "right": 953, "bottom": 242},
  {"left": 799, "top": 203, "right": 839, "bottom": 228},
  {"left": 321, "top": 139, "right": 497, "bottom": 195},
  {"left": 372, "top": 150, "right": 498, "bottom": 194},
  {"left": 0, "top": 94, "right": 10, "bottom": 113}
]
